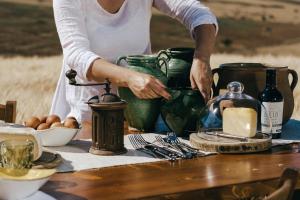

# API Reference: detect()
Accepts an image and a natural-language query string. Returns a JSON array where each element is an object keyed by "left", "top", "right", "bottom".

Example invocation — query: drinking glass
[{"left": 0, "top": 140, "right": 34, "bottom": 169}]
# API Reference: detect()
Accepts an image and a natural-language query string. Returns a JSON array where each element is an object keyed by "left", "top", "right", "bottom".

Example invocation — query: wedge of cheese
[
  {"left": 223, "top": 107, "right": 257, "bottom": 138},
  {"left": 0, "top": 127, "right": 42, "bottom": 160}
]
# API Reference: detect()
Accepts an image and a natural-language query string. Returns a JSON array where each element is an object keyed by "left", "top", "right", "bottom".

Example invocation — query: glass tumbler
[{"left": 0, "top": 140, "right": 34, "bottom": 169}]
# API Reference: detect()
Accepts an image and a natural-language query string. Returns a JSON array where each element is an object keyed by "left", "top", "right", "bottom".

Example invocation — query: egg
[
  {"left": 46, "top": 115, "right": 61, "bottom": 125},
  {"left": 50, "top": 122, "right": 64, "bottom": 128},
  {"left": 64, "top": 119, "right": 79, "bottom": 129},
  {"left": 39, "top": 116, "right": 47, "bottom": 124},
  {"left": 37, "top": 123, "right": 50, "bottom": 130},
  {"left": 66, "top": 116, "right": 77, "bottom": 121},
  {"left": 24, "top": 117, "right": 41, "bottom": 129}
]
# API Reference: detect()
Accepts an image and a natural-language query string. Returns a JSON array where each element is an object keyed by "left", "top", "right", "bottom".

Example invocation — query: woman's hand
[
  {"left": 87, "top": 59, "right": 170, "bottom": 100},
  {"left": 191, "top": 24, "right": 216, "bottom": 102},
  {"left": 190, "top": 58, "right": 212, "bottom": 102},
  {"left": 127, "top": 71, "right": 171, "bottom": 100}
]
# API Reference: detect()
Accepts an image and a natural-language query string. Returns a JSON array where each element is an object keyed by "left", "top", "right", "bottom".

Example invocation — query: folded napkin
[
  {"left": 45, "top": 133, "right": 212, "bottom": 173},
  {"left": 272, "top": 119, "right": 300, "bottom": 146}
]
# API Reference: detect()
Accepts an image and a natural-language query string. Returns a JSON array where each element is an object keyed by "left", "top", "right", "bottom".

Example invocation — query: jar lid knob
[{"left": 227, "top": 81, "right": 244, "bottom": 93}]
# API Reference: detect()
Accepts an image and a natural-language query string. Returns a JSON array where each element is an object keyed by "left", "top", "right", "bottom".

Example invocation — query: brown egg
[
  {"left": 50, "top": 122, "right": 64, "bottom": 128},
  {"left": 37, "top": 123, "right": 50, "bottom": 130},
  {"left": 64, "top": 119, "right": 79, "bottom": 129},
  {"left": 66, "top": 116, "right": 77, "bottom": 121},
  {"left": 46, "top": 115, "right": 61, "bottom": 125},
  {"left": 39, "top": 116, "right": 47, "bottom": 124},
  {"left": 24, "top": 117, "right": 41, "bottom": 129}
]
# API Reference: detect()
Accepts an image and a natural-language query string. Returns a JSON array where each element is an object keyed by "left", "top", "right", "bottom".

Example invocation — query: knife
[
  {"left": 144, "top": 145, "right": 176, "bottom": 161},
  {"left": 199, "top": 130, "right": 248, "bottom": 142}
]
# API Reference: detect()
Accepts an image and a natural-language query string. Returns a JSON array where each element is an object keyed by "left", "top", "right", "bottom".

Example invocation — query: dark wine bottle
[{"left": 260, "top": 69, "right": 284, "bottom": 139}]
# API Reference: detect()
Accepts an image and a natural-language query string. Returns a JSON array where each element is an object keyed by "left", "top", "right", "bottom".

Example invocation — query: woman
[{"left": 50, "top": 0, "right": 218, "bottom": 138}]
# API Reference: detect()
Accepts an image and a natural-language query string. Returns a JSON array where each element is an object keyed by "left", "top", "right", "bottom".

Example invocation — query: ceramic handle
[
  {"left": 211, "top": 68, "right": 220, "bottom": 97},
  {"left": 158, "top": 57, "right": 169, "bottom": 77},
  {"left": 157, "top": 50, "right": 171, "bottom": 61},
  {"left": 117, "top": 56, "right": 127, "bottom": 66},
  {"left": 288, "top": 69, "right": 298, "bottom": 92}
]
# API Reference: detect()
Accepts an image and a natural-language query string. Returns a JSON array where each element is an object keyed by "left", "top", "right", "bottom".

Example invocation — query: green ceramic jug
[
  {"left": 117, "top": 55, "right": 168, "bottom": 132},
  {"left": 160, "top": 88, "right": 206, "bottom": 136},
  {"left": 158, "top": 47, "right": 194, "bottom": 88}
]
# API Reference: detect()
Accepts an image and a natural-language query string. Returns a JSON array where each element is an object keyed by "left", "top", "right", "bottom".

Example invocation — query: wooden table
[{"left": 41, "top": 144, "right": 300, "bottom": 200}]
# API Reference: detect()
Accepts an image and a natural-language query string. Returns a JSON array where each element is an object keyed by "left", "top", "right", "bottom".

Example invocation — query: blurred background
[{"left": 0, "top": 0, "right": 299, "bottom": 122}]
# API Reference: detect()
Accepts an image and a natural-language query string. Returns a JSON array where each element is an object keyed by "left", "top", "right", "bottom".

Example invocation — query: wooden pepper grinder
[{"left": 66, "top": 69, "right": 127, "bottom": 155}]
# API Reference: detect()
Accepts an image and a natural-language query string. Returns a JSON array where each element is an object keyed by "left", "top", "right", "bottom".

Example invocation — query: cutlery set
[{"left": 129, "top": 133, "right": 207, "bottom": 161}]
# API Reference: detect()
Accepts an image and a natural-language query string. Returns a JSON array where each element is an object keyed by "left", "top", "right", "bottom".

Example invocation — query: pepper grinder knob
[
  {"left": 65, "top": 69, "right": 77, "bottom": 85},
  {"left": 103, "top": 79, "right": 111, "bottom": 94}
]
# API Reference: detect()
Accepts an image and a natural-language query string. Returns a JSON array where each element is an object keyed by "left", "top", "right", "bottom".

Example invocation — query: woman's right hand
[
  {"left": 86, "top": 58, "right": 170, "bottom": 100},
  {"left": 127, "top": 71, "right": 171, "bottom": 100}
]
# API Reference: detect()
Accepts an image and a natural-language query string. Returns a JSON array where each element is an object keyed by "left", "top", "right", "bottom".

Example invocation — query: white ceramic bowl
[
  {"left": 0, "top": 168, "right": 56, "bottom": 200},
  {"left": 37, "top": 127, "right": 79, "bottom": 147}
]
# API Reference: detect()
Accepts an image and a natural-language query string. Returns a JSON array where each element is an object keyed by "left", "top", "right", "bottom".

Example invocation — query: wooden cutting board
[{"left": 190, "top": 132, "right": 272, "bottom": 154}]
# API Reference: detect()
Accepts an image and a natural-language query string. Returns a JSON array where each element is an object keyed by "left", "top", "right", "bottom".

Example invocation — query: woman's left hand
[
  {"left": 190, "top": 24, "right": 216, "bottom": 102},
  {"left": 190, "top": 58, "right": 212, "bottom": 102}
]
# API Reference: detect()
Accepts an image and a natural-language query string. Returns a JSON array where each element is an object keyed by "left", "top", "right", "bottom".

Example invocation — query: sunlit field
[{"left": 0, "top": 54, "right": 299, "bottom": 123}]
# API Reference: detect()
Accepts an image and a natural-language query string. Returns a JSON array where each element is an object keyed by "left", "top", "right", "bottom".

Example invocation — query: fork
[
  {"left": 163, "top": 133, "right": 195, "bottom": 159},
  {"left": 166, "top": 132, "right": 206, "bottom": 157},
  {"left": 155, "top": 135, "right": 185, "bottom": 158},
  {"left": 129, "top": 135, "right": 175, "bottom": 161},
  {"left": 132, "top": 134, "right": 177, "bottom": 161},
  {"left": 128, "top": 135, "right": 159, "bottom": 159},
  {"left": 134, "top": 134, "right": 195, "bottom": 159}
]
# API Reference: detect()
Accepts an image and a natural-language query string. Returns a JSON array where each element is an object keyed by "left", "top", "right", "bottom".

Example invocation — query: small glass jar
[{"left": 199, "top": 81, "right": 272, "bottom": 137}]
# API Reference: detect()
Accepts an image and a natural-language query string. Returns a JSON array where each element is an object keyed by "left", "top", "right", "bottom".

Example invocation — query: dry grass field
[
  {"left": 1, "top": 0, "right": 300, "bottom": 56},
  {"left": 0, "top": 55, "right": 299, "bottom": 123},
  {"left": 0, "top": 56, "right": 61, "bottom": 123},
  {"left": 0, "top": 0, "right": 299, "bottom": 124}
]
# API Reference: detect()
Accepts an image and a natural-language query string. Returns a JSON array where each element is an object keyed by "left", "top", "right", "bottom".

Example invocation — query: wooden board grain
[
  {"left": 41, "top": 151, "right": 300, "bottom": 200},
  {"left": 190, "top": 132, "right": 272, "bottom": 153}
]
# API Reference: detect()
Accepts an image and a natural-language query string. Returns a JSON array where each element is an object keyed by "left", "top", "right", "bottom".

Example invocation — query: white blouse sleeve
[
  {"left": 53, "top": 0, "right": 100, "bottom": 81},
  {"left": 153, "top": 0, "right": 218, "bottom": 37}
]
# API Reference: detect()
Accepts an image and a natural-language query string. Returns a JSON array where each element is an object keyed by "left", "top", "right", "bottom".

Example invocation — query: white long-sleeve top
[{"left": 50, "top": 0, "right": 218, "bottom": 123}]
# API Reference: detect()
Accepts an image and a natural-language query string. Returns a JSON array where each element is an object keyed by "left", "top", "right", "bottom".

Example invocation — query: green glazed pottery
[
  {"left": 117, "top": 55, "right": 168, "bottom": 132},
  {"left": 158, "top": 47, "right": 194, "bottom": 88},
  {"left": 161, "top": 88, "right": 206, "bottom": 136}
]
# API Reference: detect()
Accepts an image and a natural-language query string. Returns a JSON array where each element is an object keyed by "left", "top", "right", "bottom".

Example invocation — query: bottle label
[{"left": 261, "top": 102, "right": 284, "bottom": 134}]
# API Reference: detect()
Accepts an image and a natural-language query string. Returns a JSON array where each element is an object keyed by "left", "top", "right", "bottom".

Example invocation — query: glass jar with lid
[{"left": 199, "top": 81, "right": 272, "bottom": 137}]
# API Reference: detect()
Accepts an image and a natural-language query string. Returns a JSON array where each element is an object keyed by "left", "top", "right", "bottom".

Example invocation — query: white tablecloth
[
  {"left": 45, "top": 119, "right": 300, "bottom": 173},
  {"left": 45, "top": 133, "right": 213, "bottom": 172},
  {"left": 25, "top": 191, "right": 56, "bottom": 200}
]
